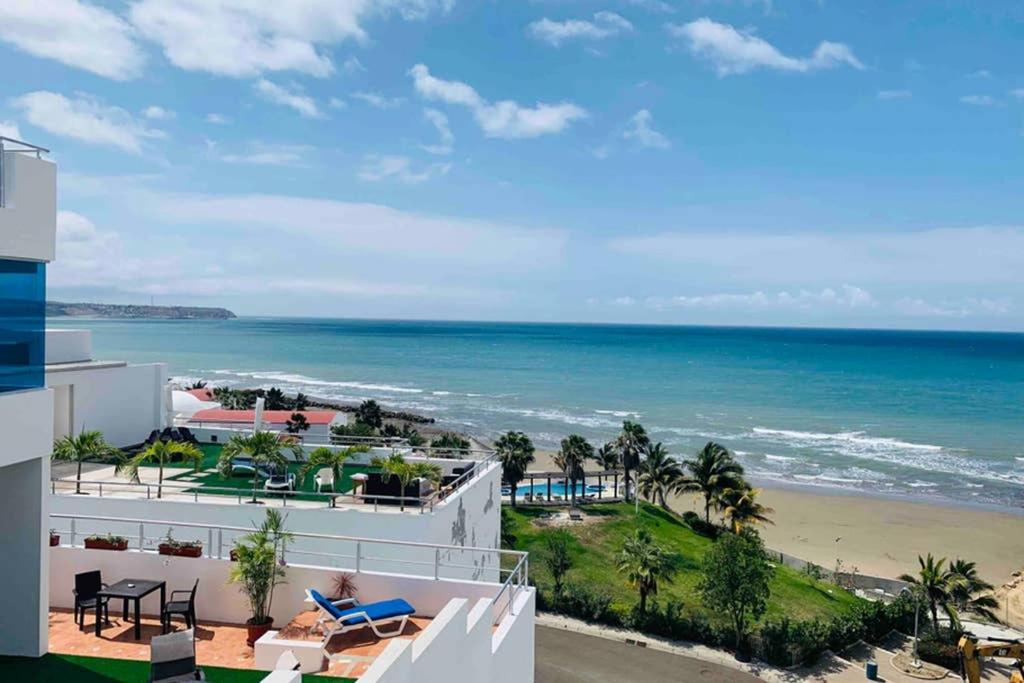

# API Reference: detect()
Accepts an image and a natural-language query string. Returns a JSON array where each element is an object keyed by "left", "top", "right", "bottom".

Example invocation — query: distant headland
[{"left": 46, "top": 301, "right": 237, "bottom": 320}]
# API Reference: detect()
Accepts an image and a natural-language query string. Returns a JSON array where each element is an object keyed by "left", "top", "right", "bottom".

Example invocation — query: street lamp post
[{"left": 899, "top": 587, "right": 923, "bottom": 669}]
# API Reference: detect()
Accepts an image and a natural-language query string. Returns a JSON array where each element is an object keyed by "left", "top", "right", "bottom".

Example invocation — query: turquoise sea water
[{"left": 55, "top": 318, "right": 1024, "bottom": 508}]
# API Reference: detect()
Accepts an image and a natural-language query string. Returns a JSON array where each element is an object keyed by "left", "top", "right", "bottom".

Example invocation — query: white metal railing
[
  {"left": 0, "top": 136, "right": 49, "bottom": 208},
  {"left": 49, "top": 512, "right": 529, "bottom": 623}
]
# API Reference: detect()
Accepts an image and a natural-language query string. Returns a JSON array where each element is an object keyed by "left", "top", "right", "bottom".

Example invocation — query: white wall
[
  {"left": 50, "top": 462, "right": 503, "bottom": 581},
  {"left": 46, "top": 362, "right": 168, "bottom": 446},
  {"left": 45, "top": 329, "right": 92, "bottom": 364},
  {"left": 0, "top": 153, "right": 56, "bottom": 262},
  {"left": 0, "top": 387, "right": 53, "bottom": 468}
]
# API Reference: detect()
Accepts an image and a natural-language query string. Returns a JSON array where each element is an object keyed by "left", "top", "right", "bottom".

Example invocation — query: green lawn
[
  {"left": 506, "top": 502, "right": 863, "bottom": 624},
  {"left": 0, "top": 653, "right": 353, "bottom": 682},
  {"left": 151, "top": 444, "right": 377, "bottom": 503}
]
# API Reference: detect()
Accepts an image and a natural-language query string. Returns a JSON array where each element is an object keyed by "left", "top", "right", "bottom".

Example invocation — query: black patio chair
[
  {"left": 177, "top": 426, "right": 199, "bottom": 444},
  {"left": 73, "top": 570, "right": 110, "bottom": 631},
  {"left": 162, "top": 579, "right": 199, "bottom": 633}
]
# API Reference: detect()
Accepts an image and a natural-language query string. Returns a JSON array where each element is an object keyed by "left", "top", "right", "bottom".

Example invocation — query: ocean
[{"left": 55, "top": 317, "right": 1024, "bottom": 509}]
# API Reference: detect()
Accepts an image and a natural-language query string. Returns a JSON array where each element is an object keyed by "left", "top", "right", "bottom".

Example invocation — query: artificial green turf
[
  {"left": 157, "top": 443, "right": 376, "bottom": 503},
  {"left": 505, "top": 502, "right": 863, "bottom": 624},
  {"left": 0, "top": 653, "right": 353, "bottom": 682}
]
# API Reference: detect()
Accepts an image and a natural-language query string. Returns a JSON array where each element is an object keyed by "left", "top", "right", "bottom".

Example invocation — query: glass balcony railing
[{"left": 0, "top": 258, "right": 45, "bottom": 393}]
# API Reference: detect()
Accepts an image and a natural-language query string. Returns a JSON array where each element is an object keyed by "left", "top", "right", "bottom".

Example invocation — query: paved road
[{"left": 536, "top": 626, "right": 763, "bottom": 683}]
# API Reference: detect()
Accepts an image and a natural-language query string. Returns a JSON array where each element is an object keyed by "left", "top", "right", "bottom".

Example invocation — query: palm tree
[
  {"left": 297, "top": 445, "right": 370, "bottom": 491},
  {"left": 615, "top": 421, "right": 649, "bottom": 503},
  {"left": 117, "top": 440, "right": 203, "bottom": 499},
  {"left": 636, "top": 443, "right": 683, "bottom": 510},
  {"left": 285, "top": 412, "right": 309, "bottom": 433},
  {"left": 595, "top": 442, "right": 620, "bottom": 472},
  {"left": 430, "top": 432, "right": 471, "bottom": 457},
  {"left": 495, "top": 431, "right": 535, "bottom": 508},
  {"left": 188, "top": 380, "right": 207, "bottom": 390},
  {"left": 218, "top": 431, "right": 304, "bottom": 504},
  {"left": 355, "top": 400, "right": 383, "bottom": 429},
  {"left": 264, "top": 387, "right": 287, "bottom": 410},
  {"left": 555, "top": 434, "right": 593, "bottom": 506},
  {"left": 52, "top": 431, "right": 122, "bottom": 495},
  {"left": 899, "top": 554, "right": 965, "bottom": 637},
  {"left": 680, "top": 442, "right": 746, "bottom": 524},
  {"left": 371, "top": 453, "right": 442, "bottom": 511},
  {"left": 948, "top": 558, "right": 999, "bottom": 622},
  {"left": 617, "top": 528, "right": 676, "bottom": 613},
  {"left": 716, "top": 486, "right": 774, "bottom": 533}
]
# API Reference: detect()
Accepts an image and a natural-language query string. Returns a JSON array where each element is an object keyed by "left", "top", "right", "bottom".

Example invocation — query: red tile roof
[
  {"left": 187, "top": 388, "right": 215, "bottom": 401},
  {"left": 189, "top": 409, "right": 339, "bottom": 425}
]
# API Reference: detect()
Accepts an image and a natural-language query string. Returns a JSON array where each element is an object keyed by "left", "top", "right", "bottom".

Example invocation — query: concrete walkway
[{"left": 536, "top": 626, "right": 762, "bottom": 683}]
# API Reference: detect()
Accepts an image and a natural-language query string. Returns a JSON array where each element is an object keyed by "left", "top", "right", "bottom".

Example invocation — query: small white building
[
  {"left": 45, "top": 328, "right": 168, "bottom": 447},
  {"left": 188, "top": 407, "right": 347, "bottom": 439}
]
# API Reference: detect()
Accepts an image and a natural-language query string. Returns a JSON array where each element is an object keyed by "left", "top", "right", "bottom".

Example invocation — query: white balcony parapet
[{"left": 0, "top": 136, "right": 55, "bottom": 262}]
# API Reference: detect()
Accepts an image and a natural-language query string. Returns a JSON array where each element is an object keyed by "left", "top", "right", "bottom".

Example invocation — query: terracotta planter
[
  {"left": 158, "top": 543, "right": 203, "bottom": 558},
  {"left": 230, "top": 548, "right": 239, "bottom": 561},
  {"left": 85, "top": 538, "right": 128, "bottom": 551},
  {"left": 245, "top": 619, "right": 273, "bottom": 647},
  {"left": 49, "top": 535, "right": 59, "bottom": 547}
]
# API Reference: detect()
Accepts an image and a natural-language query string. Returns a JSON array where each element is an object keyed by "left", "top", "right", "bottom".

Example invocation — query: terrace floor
[{"left": 48, "top": 607, "right": 429, "bottom": 679}]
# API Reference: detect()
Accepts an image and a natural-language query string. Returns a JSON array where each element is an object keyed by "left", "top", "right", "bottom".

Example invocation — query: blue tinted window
[{"left": 0, "top": 259, "right": 45, "bottom": 393}]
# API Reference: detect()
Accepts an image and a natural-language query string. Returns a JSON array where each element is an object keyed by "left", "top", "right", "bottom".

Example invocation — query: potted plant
[
  {"left": 158, "top": 527, "right": 204, "bottom": 558},
  {"left": 229, "top": 509, "right": 292, "bottom": 646},
  {"left": 84, "top": 534, "right": 129, "bottom": 551},
  {"left": 330, "top": 572, "right": 358, "bottom": 602},
  {"left": 49, "top": 529, "right": 60, "bottom": 547}
]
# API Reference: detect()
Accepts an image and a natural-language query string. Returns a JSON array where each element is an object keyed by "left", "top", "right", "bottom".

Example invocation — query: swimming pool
[{"left": 501, "top": 481, "right": 608, "bottom": 500}]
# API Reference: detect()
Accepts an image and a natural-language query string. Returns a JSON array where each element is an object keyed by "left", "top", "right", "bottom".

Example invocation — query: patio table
[{"left": 96, "top": 578, "right": 166, "bottom": 640}]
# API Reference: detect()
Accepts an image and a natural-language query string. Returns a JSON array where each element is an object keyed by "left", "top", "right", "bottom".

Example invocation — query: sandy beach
[{"left": 527, "top": 451, "right": 1024, "bottom": 589}]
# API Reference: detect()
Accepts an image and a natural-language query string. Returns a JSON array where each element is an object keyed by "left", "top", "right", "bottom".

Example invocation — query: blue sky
[{"left": 2, "top": 1, "right": 1023, "bottom": 329}]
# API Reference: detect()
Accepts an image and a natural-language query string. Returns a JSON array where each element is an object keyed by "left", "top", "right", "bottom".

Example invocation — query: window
[{"left": 0, "top": 259, "right": 45, "bottom": 393}]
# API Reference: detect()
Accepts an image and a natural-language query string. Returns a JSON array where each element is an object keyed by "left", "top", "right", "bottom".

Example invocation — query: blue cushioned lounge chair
[{"left": 306, "top": 589, "right": 415, "bottom": 642}]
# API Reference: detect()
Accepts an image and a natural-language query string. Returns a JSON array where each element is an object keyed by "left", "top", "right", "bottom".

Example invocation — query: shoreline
[{"left": 527, "top": 451, "right": 1024, "bottom": 589}]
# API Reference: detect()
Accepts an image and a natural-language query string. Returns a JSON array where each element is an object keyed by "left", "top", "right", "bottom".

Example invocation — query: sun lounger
[
  {"left": 264, "top": 471, "right": 295, "bottom": 492},
  {"left": 307, "top": 589, "right": 415, "bottom": 641}
]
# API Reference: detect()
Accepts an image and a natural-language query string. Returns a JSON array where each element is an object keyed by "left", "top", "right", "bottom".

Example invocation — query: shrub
[
  {"left": 682, "top": 510, "right": 721, "bottom": 538},
  {"left": 538, "top": 583, "right": 619, "bottom": 625},
  {"left": 624, "top": 601, "right": 731, "bottom": 648},
  {"left": 917, "top": 637, "right": 960, "bottom": 670},
  {"left": 758, "top": 617, "right": 795, "bottom": 666}
]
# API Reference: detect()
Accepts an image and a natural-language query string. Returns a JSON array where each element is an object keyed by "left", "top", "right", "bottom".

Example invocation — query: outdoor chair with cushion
[
  {"left": 149, "top": 628, "right": 204, "bottom": 682},
  {"left": 162, "top": 579, "right": 199, "bottom": 633},
  {"left": 264, "top": 468, "right": 296, "bottom": 492},
  {"left": 314, "top": 468, "right": 334, "bottom": 493},
  {"left": 306, "top": 589, "right": 415, "bottom": 642},
  {"left": 73, "top": 570, "right": 110, "bottom": 630}
]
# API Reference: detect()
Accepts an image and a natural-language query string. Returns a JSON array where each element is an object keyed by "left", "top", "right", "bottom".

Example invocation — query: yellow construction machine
[{"left": 959, "top": 634, "right": 1024, "bottom": 683}]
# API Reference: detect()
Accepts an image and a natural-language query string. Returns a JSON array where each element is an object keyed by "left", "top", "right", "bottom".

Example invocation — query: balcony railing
[
  {"left": 0, "top": 136, "right": 49, "bottom": 208},
  {"left": 50, "top": 512, "right": 530, "bottom": 623}
]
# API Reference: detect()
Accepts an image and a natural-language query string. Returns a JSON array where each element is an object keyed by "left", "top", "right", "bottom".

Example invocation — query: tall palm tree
[
  {"left": 117, "top": 440, "right": 203, "bottom": 499},
  {"left": 948, "top": 558, "right": 1000, "bottom": 622},
  {"left": 371, "top": 453, "right": 442, "bottom": 511},
  {"left": 616, "top": 528, "right": 676, "bottom": 613},
  {"left": 495, "top": 431, "right": 535, "bottom": 508},
  {"left": 680, "top": 442, "right": 746, "bottom": 524},
  {"left": 899, "top": 554, "right": 965, "bottom": 637},
  {"left": 555, "top": 434, "right": 593, "bottom": 506},
  {"left": 297, "top": 445, "right": 370, "bottom": 492},
  {"left": 615, "top": 421, "right": 649, "bottom": 503},
  {"left": 595, "top": 442, "right": 620, "bottom": 472},
  {"left": 636, "top": 443, "right": 683, "bottom": 510},
  {"left": 264, "top": 387, "right": 287, "bottom": 410},
  {"left": 715, "top": 486, "right": 774, "bottom": 533},
  {"left": 52, "top": 430, "right": 122, "bottom": 495},
  {"left": 219, "top": 431, "right": 304, "bottom": 504}
]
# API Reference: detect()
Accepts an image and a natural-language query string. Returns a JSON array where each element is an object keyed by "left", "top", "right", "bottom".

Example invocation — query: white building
[
  {"left": 188, "top": 407, "right": 347, "bottom": 440},
  {"left": 45, "top": 328, "right": 168, "bottom": 447},
  {"left": 0, "top": 136, "right": 55, "bottom": 657}
]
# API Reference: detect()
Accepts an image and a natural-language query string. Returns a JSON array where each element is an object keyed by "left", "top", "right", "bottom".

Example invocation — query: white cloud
[
  {"left": 667, "top": 18, "right": 863, "bottom": 76},
  {"left": 352, "top": 91, "right": 404, "bottom": 109},
  {"left": 206, "top": 113, "right": 231, "bottom": 124},
  {"left": 143, "top": 105, "right": 175, "bottom": 120},
  {"left": 528, "top": 11, "right": 633, "bottom": 47},
  {"left": 622, "top": 0, "right": 675, "bottom": 14},
  {"left": 1011, "top": 89, "right": 1024, "bottom": 100},
  {"left": 11, "top": 91, "right": 165, "bottom": 153},
  {"left": 877, "top": 89, "right": 911, "bottom": 100},
  {"left": 421, "top": 108, "right": 454, "bottom": 155},
  {"left": 254, "top": 79, "right": 323, "bottom": 118},
  {"left": 645, "top": 285, "right": 876, "bottom": 312},
  {"left": 129, "top": 0, "right": 452, "bottom": 78},
  {"left": 343, "top": 56, "right": 366, "bottom": 74},
  {"left": 0, "top": 1, "right": 144, "bottom": 80},
  {"left": 893, "top": 297, "right": 1011, "bottom": 318},
  {"left": 967, "top": 69, "right": 993, "bottom": 79},
  {"left": 960, "top": 94, "right": 997, "bottom": 107},
  {"left": 53, "top": 210, "right": 122, "bottom": 279},
  {"left": 357, "top": 154, "right": 451, "bottom": 183},
  {"left": 329, "top": 97, "right": 348, "bottom": 109},
  {"left": 0, "top": 120, "right": 22, "bottom": 140},
  {"left": 623, "top": 109, "right": 671, "bottom": 149},
  {"left": 410, "top": 64, "right": 587, "bottom": 139},
  {"left": 209, "top": 140, "right": 312, "bottom": 166}
]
